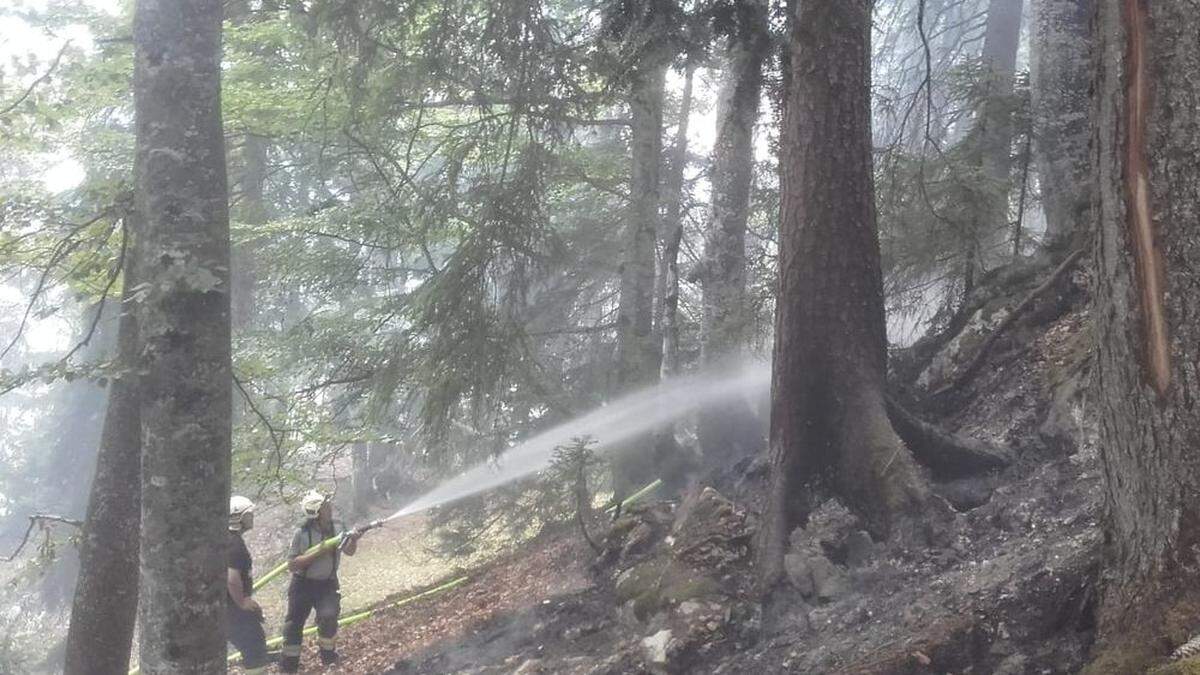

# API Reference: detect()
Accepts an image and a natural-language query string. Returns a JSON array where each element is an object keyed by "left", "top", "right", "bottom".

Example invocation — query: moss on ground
[{"left": 1149, "top": 657, "right": 1200, "bottom": 675}]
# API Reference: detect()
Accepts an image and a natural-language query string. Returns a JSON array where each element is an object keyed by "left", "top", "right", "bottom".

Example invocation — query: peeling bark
[{"left": 132, "top": 0, "right": 233, "bottom": 671}]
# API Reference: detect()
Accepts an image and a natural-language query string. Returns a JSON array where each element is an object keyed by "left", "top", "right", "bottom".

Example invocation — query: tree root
[{"left": 885, "top": 394, "right": 1013, "bottom": 479}]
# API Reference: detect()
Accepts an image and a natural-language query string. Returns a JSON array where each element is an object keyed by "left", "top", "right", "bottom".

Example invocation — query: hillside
[{"left": 232, "top": 258, "right": 1108, "bottom": 675}]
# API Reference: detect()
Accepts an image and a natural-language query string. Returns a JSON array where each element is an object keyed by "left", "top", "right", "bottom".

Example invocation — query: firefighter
[
  {"left": 279, "top": 490, "right": 362, "bottom": 671},
  {"left": 227, "top": 495, "right": 269, "bottom": 675}
]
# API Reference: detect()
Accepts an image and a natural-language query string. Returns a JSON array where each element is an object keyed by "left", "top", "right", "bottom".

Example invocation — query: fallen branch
[
  {"left": 3, "top": 513, "right": 83, "bottom": 562},
  {"left": 930, "top": 249, "right": 1085, "bottom": 398}
]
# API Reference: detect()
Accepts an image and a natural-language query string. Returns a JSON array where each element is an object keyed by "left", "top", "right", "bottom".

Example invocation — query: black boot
[
  {"left": 319, "top": 648, "right": 340, "bottom": 665},
  {"left": 280, "top": 655, "right": 300, "bottom": 673}
]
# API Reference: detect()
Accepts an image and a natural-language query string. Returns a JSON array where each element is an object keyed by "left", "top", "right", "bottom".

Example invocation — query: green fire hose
[
  {"left": 253, "top": 518, "right": 386, "bottom": 592},
  {"left": 229, "top": 575, "right": 470, "bottom": 664}
]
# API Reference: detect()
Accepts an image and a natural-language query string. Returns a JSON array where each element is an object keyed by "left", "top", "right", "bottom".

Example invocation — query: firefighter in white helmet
[
  {"left": 227, "top": 495, "right": 268, "bottom": 674},
  {"left": 279, "top": 489, "right": 362, "bottom": 671}
]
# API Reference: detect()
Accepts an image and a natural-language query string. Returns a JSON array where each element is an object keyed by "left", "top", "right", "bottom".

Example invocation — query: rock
[
  {"left": 784, "top": 553, "right": 815, "bottom": 597},
  {"left": 809, "top": 556, "right": 846, "bottom": 602},
  {"left": 671, "top": 487, "right": 751, "bottom": 570},
  {"left": 844, "top": 531, "right": 874, "bottom": 567},
  {"left": 641, "top": 629, "right": 673, "bottom": 665}
]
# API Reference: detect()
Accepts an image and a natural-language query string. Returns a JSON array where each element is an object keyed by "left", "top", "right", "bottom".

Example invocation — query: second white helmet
[{"left": 300, "top": 489, "right": 330, "bottom": 518}]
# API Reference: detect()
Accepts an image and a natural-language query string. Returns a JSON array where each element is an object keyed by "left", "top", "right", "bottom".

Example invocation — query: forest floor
[{"left": 236, "top": 264, "right": 1111, "bottom": 674}]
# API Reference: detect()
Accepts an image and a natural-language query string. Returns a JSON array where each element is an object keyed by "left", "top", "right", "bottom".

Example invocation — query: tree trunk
[
  {"left": 658, "top": 64, "right": 695, "bottom": 379},
  {"left": 1087, "top": 0, "right": 1200, "bottom": 668},
  {"left": 232, "top": 133, "right": 267, "bottom": 329},
  {"left": 64, "top": 225, "right": 142, "bottom": 675},
  {"left": 612, "top": 55, "right": 668, "bottom": 496},
  {"left": 34, "top": 301, "right": 116, "bottom": 610},
  {"left": 697, "top": 0, "right": 770, "bottom": 464},
  {"left": 1029, "top": 0, "right": 1092, "bottom": 252},
  {"left": 757, "top": 0, "right": 936, "bottom": 589},
  {"left": 132, "top": 0, "right": 233, "bottom": 671},
  {"left": 964, "top": 0, "right": 1024, "bottom": 287}
]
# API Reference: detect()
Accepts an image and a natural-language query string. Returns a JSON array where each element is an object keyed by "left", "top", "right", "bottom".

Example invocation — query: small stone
[{"left": 641, "top": 629, "right": 673, "bottom": 665}]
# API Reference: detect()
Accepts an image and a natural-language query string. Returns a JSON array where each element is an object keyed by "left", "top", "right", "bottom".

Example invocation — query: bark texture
[
  {"left": 63, "top": 233, "right": 142, "bottom": 675},
  {"left": 133, "top": 0, "right": 233, "bottom": 671},
  {"left": 1030, "top": 0, "right": 1093, "bottom": 251},
  {"left": 697, "top": 0, "right": 770, "bottom": 462},
  {"left": 757, "top": 0, "right": 935, "bottom": 588},
  {"left": 1089, "top": 0, "right": 1200, "bottom": 667}
]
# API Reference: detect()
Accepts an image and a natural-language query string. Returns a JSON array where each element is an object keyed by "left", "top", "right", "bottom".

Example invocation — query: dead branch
[
  {"left": 4, "top": 513, "right": 83, "bottom": 562},
  {"left": 930, "top": 248, "right": 1085, "bottom": 398}
]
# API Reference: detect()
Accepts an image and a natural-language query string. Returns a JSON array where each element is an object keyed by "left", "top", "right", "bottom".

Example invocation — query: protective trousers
[
  {"left": 280, "top": 576, "right": 341, "bottom": 671},
  {"left": 227, "top": 602, "right": 268, "bottom": 673}
]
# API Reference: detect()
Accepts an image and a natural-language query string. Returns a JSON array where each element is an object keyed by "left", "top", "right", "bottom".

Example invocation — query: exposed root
[{"left": 886, "top": 394, "right": 1013, "bottom": 479}]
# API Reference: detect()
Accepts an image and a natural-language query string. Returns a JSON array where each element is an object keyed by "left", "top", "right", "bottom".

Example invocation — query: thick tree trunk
[
  {"left": 612, "top": 56, "right": 668, "bottom": 496},
  {"left": 1087, "top": 0, "right": 1200, "bottom": 669},
  {"left": 658, "top": 64, "right": 695, "bottom": 379},
  {"left": 1029, "top": 0, "right": 1092, "bottom": 252},
  {"left": 132, "top": 0, "right": 233, "bottom": 671},
  {"left": 757, "top": 0, "right": 937, "bottom": 589},
  {"left": 64, "top": 229, "right": 142, "bottom": 675},
  {"left": 697, "top": 0, "right": 770, "bottom": 463}
]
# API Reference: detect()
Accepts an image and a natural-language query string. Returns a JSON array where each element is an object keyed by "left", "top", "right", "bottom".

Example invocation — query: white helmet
[
  {"left": 229, "top": 495, "right": 255, "bottom": 531},
  {"left": 301, "top": 490, "right": 330, "bottom": 518}
]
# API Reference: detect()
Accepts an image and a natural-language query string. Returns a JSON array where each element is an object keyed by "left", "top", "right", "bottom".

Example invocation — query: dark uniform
[
  {"left": 228, "top": 530, "right": 269, "bottom": 671},
  {"left": 280, "top": 519, "right": 343, "bottom": 670}
]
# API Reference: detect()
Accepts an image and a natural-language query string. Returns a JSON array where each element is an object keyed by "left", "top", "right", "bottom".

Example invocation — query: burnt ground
[{"left": 269, "top": 274, "right": 1107, "bottom": 675}]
